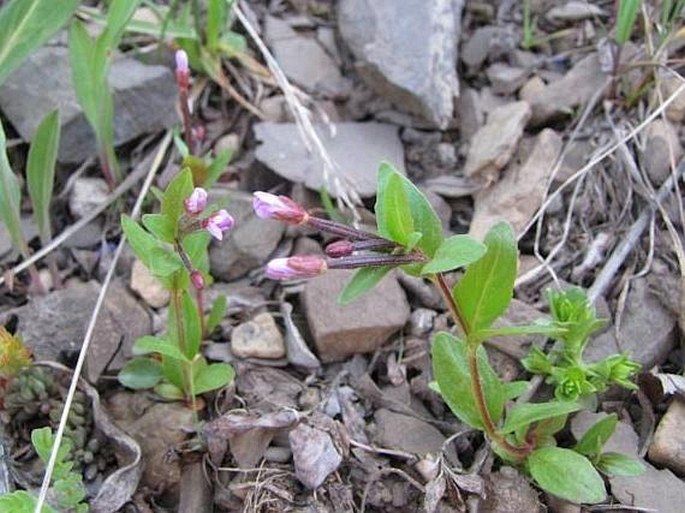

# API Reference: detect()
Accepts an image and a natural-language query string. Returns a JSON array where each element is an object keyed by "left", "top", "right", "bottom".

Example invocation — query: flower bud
[
  {"left": 265, "top": 256, "right": 327, "bottom": 280},
  {"left": 184, "top": 187, "right": 208, "bottom": 216},
  {"left": 325, "top": 240, "right": 354, "bottom": 258},
  {"left": 175, "top": 49, "right": 190, "bottom": 89},
  {"left": 190, "top": 271, "right": 205, "bottom": 290},
  {"left": 253, "top": 192, "right": 309, "bottom": 224},
  {"left": 202, "top": 209, "right": 235, "bottom": 240}
]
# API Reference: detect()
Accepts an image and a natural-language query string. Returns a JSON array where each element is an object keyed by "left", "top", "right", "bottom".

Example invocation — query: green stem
[{"left": 171, "top": 288, "right": 193, "bottom": 403}]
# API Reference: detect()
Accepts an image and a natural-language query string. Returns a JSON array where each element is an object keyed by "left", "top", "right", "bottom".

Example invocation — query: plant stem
[
  {"left": 171, "top": 288, "right": 192, "bottom": 401},
  {"left": 98, "top": 148, "right": 115, "bottom": 192}
]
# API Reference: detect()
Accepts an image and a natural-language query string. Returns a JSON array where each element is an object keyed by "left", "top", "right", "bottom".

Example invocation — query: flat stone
[
  {"left": 584, "top": 278, "right": 677, "bottom": 368},
  {"left": 69, "top": 177, "right": 109, "bottom": 219},
  {"left": 374, "top": 408, "right": 455, "bottom": 460},
  {"left": 3, "top": 280, "right": 151, "bottom": 382},
  {"left": 209, "top": 194, "right": 284, "bottom": 281},
  {"left": 643, "top": 119, "right": 683, "bottom": 184},
  {"left": 529, "top": 54, "right": 609, "bottom": 125},
  {"left": 231, "top": 312, "right": 286, "bottom": 360},
  {"left": 464, "top": 101, "right": 531, "bottom": 184},
  {"left": 338, "top": 0, "right": 461, "bottom": 128},
  {"left": 486, "top": 63, "right": 529, "bottom": 95},
  {"left": 0, "top": 46, "right": 178, "bottom": 163},
  {"left": 470, "top": 129, "right": 563, "bottom": 239},
  {"left": 253, "top": 121, "right": 404, "bottom": 198},
  {"left": 648, "top": 399, "right": 685, "bottom": 474},
  {"left": 480, "top": 467, "right": 543, "bottom": 513},
  {"left": 301, "top": 269, "right": 410, "bottom": 362},
  {"left": 264, "top": 16, "right": 349, "bottom": 97},
  {"left": 461, "top": 26, "right": 517, "bottom": 70},
  {"left": 519, "top": 76, "right": 546, "bottom": 103},
  {"left": 130, "top": 259, "right": 169, "bottom": 309},
  {"left": 289, "top": 423, "right": 342, "bottom": 489},
  {"left": 455, "top": 85, "right": 484, "bottom": 141},
  {"left": 546, "top": 1, "right": 607, "bottom": 23}
]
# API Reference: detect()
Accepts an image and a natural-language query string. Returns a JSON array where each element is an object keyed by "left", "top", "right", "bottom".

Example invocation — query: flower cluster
[{"left": 183, "top": 187, "right": 235, "bottom": 241}]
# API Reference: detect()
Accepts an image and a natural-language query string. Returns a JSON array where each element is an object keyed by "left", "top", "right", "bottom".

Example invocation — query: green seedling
[
  {"left": 254, "top": 163, "right": 643, "bottom": 504},
  {"left": 0, "top": 427, "right": 87, "bottom": 513},
  {"left": 118, "top": 168, "right": 234, "bottom": 406},
  {"left": 69, "top": 0, "right": 142, "bottom": 190}
]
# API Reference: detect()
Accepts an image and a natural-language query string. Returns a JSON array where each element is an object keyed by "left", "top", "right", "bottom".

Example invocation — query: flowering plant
[
  {"left": 254, "top": 162, "right": 643, "bottom": 504},
  {"left": 118, "top": 168, "right": 235, "bottom": 405}
]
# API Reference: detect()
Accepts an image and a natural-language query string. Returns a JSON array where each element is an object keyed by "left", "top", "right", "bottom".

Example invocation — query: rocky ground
[{"left": 1, "top": 0, "right": 685, "bottom": 512}]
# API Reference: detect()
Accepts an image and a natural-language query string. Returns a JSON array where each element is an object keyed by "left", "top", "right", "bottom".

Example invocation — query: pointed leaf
[
  {"left": 453, "top": 222, "right": 517, "bottom": 332},
  {"left": 132, "top": 335, "right": 189, "bottom": 362},
  {"left": 118, "top": 357, "right": 162, "bottom": 389},
  {"left": 502, "top": 400, "right": 582, "bottom": 434},
  {"left": 142, "top": 213, "right": 175, "bottom": 243},
  {"left": 339, "top": 266, "right": 392, "bottom": 304},
  {"left": 181, "top": 289, "right": 202, "bottom": 358},
  {"left": 193, "top": 362, "right": 235, "bottom": 395},
  {"left": 573, "top": 414, "right": 618, "bottom": 458},
  {"left": 161, "top": 168, "right": 194, "bottom": 234},
  {"left": 376, "top": 170, "right": 414, "bottom": 245},
  {"left": 207, "top": 294, "right": 227, "bottom": 332},
  {"left": 596, "top": 452, "right": 645, "bottom": 477},
  {"left": 26, "top": 110, "right": 59, "bottom": 242},
  {"left": 154, "top": 382, "right": 185, "bottom": 401},
  {"left": 204, "top": 147, "right": 233, "bottom": 188},
  {"left": 432, "top": 332, "right": 504, "bottom": 429},
  {"left": 527, "top": 447, "right": 606, "bottom": 504},
  {"left": 0, "top": 119, "right": 27, "bottom": 257},
  {"left": 421, "top": 235, "right": 486, "bottom": 275}
]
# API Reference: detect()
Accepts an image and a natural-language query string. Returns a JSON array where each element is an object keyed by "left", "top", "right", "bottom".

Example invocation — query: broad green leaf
[
  {"left": 0, "top": 490, "right": 57, "bottom": 513},
  {"left": 161, "top": 355, "right": 186, "bottom": 390},
  {"left": 207, "top": 295, "right": 227, "bottom": 332},
  {"left": 162, "top": 168, "right": 194, "bottom": 232},
  {"left": 531, "top": 414, "right": 569, "bottom": 439},
  {"left": 421, "top": 234, "right": 486, "bottom": 275},
  {"left": 527, "top": 447, "right": 606, "bottom": 504},
  {"left": 118, "top": 357, "right": 162, "bottom": 389},
  {"left": 142, "top": 213, "right": 176, "bottom": 243},
  {"left": 26, "top": 110, "right": 59, "bottom": 242},
  {"left": 0, "top": 119, "right": 27, "bottom": 257},
  {"left": 121, "top": 215, "right": 158, "bottom": 267},
  {"left": 501, "top": 400, "right": 582, "bottom": 435},
  {"left": 597, "top": 452, "right": 645, "bottom": 477},
  {"left": 204, "top": 147, "right": 233, "bottom": 188},
  {"left": 154, "top": 382, "right": 185, "bottom": 400},
  {"left": 193, "top": 362, "right": 235, "bottom": 395},
  {"left": 432, "top": 332, "right": 505, "bottom": 429},
  {"left": 573, "top": 414, "right": 618, "bottom": 458},
  {"left": 182, "top": 230, "right": 211, "bottom": 275},
  {"left": 376, "top": 162, "right": 443, "bottom": 257},
  {"left": 132, "top": 335, "right": 189, "bottom": 362},
  {"left": 376, "top": 171, "right": 414, "bottom": 245},
  {"left": 181, "top": 289, "right": 202, "bottom": 358},
  {"left": 453, "top": 222, "right": 517, "bottom": 332},
  {"left": 339, "top": 266, "right": 392, "bottom": 304},
  {"left": 148, "top": 246, "right": 184, "bottom": 278},
  {"left": 0, "top": 0, "right": 80, "bottom": 86}
]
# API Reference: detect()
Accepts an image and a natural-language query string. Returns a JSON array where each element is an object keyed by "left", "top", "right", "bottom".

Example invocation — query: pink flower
[
  {"left": 203, "top": 209, "right": 234, "bottom": 240},
  {"left": 253, "top": 192, "right": 309, "bottom": 225},
  {"left": 184, "top": 187, "right": 208, "bottom": 215},
  {"left": 265, "top": 256, "right": 328, "bottom": 280},
  {"left": 175, "top": 50, "right": 189, "bottom": 73},
  {"left": 190, "top": 270, "right": 205, "bottom": 290}
]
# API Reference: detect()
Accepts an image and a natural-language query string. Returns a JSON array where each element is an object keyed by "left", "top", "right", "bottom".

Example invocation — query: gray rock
[
  {"left": 338, "top": 0, "right": 462, "bottom": 128},
  {"left": 231, "top": 312, "right": 286, "bottom": 360},
  {"left": 209, "top": 195, "right": 284, "bottom": 281},
  {"left": 289, "top": 423, "right": 342, "bottom": 489},
  {"left": 486, "top": 63, "right": 529, "bottom": 95},
  {"left": 264, "top": 16, "right": 349, "bottom": 97},
  {"left": 69, "top": 177, "right": 109, "bottom": 219},
  {"left": 643, "top": 119, "right": 683, "bottom": 184},
  {"left": 660, "top": 75, "right": 685, "bottom": 122},
  {"left": 584, "top": 278, "right": 677, "bottom": 368},
  {"left": 480, "top": 467, "right": 543, "bottom": 513},
  {"left": 253, "top": 121, "right": 404, "bottom": 198},
  {"left": 529, "top": 54, "right": 609, "bottom": 125},
  {"left": 648, "top": 399, "right": 685, "bottom": 474},
  {"left": 464, "top": 101, "right": 531, "bottom": 184},
  {"left": 129, "top": 259, "right": 169, "bottom": 309},
  {"left": 4, "top": 280, "right": 151, "bottom": 382},
  {"left": 0, "top": 46, "right": 178, "bottom": 163},
  {"left": 374, "top": 408, "right": 455, "bottom": 460},
  {"left": 301, "top": 269, "right": 409, "bottom": 362},
  {"left": 455, "top": 85, "right": 484, "bottom": 141},
  {"left": 546, "top": 1, "right": 607, "bottom": 23},
  {"left": 461, "top": 26, "right": 517, "bottom": 69}
]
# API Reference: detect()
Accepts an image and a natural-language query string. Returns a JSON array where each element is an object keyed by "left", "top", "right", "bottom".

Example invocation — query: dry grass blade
[{"left": 34, "top": 131, "right": 172, "bottom": 513}]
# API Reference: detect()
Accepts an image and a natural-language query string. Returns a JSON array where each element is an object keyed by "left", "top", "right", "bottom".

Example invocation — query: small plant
[
  {"left": 0, "top": 325, "right": 32, "bottom": 402},
  {"left": 255, "top": 163, "right": 643, "bottom": 504},
  {"left": 117, "top": 167, "right": 235, "bottom": 406},
  {"left": 0, "top": 427, "right": 88, "bottom": 513}
]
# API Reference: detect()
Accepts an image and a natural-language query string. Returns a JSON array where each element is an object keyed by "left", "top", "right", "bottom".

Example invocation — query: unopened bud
[
  {"left": 325, "top": 240, "right": 354, "bottom": 258},
  {"left": 265, "top": 256, "right": 327, "bottom": 280},
  {"left": 190, "top": 271, "right": 205, "bottom": 290},
  {"left": 184, "top": 187, "right": 208, "bottom": 215},
  {"left": 175, "top": 49, "right": 190, "bottom": 90},
  {"left": 253, "top": 192, "right": 309, "bottom": 224}
]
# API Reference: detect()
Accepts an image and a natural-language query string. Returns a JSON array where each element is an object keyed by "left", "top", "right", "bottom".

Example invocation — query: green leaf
[
  {"left": 504, "top": 381, "right": 529, "bottom": 400},
  {"left": 376, "top": 170, "right": 414, "bottom": 245},
  {"left": 148, "top": 246, "right": 184, "bottom": 278},
  {"left": 501, "top": 401, "right": 582, "bottom": 434},
  {"left": 573, "top": 414, "right": 618, "bottom": 458},
  {"left": 162, "top": 168, "right": 194, "bottom": 233},
  {"left": 421, "top": 235, "right": 486, "bottom": 275},
  {"left": 0, "top": 490, "right": 57, "bottom": 513},
  {"left": 132, "top": 335, "right": 189, "bottom": 362},
  {"left": 0, "top": 0, "right": 81, "bottom": 87},
  {"left": 376, "top": 162, "right": 443, "bottom": 257},
  {"left": 31, "top": 426, "right": 70, "bottom": 466},
  {"left": 69, "top": 20, "right": 98, "bottom": 132},
  {"left": 154, "top": 382, "right": 185, "bottom": 400},
  {"left": 204, "top": 147, "right": 233, "bottom": 188},
  {"left": 206, "top": 0, "right": 226, "bottom": 51},
  {"left": 26, "top": 110, "right": 60, "bottom": 243},
  {"left": 453, "top": 222, "right": 517, "bottom": 332},
  {"left": 207, "top": 294, "right": 227, "bottom": 332},
  {"left": 101, "top": 0, "right": 142, "bottom": 47},
  {"left": 474, "top": 321, "right": 564, "bottom": 341},
  {"left": 181, "top": 289, "right": 202, "bottom": 358},
  {"left": 0, "top": 119, "right": 28, "bottom": 257},
  {"left": 431, "top": 332, "right": 505, "bottom": 429},
  {"left": 118, "top": 357, "right": 163, "bottom": 389},
  {"left": 121, "top": 215, "right": 157, "bottom": 266},
  {"left": 615, "top": 0, "right": 640, "bottom": 44},
  {"left": 161, "top": 356, "right": 186, "bottom": 390},
  {"left": 193, "top": 362, "right": 235, "bottom": 395},
  {"left": 339, "top": 266, "right": 392, "bottom": 304},
  {"left": 142, "top": 213, "right": 176, "bottom": 243},
  {"left": 596, "top": 452, "right": 645, "bottom": 477},
  {"left": 527, "top": 447, "right": 606, "bottom": 504}
]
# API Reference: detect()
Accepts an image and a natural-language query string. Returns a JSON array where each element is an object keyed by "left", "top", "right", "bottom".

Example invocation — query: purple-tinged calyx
[
  {"left": 202, "top": 209, "right": 234, "bottom": 240},
  {"left": 184, "top": 187, "right": 208, "bottom": 216},
  {"left": 325, "top": 240, "right": 354, "bottom": 258},
  {"left": 253, "top": 192, "right": 310, "bottom": 224},
  {"left": 265, "top": 256, "right": 328, "bottom": 280}
]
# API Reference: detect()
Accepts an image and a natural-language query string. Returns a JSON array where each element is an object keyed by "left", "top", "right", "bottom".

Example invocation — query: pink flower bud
[
  {"left": 325, "top": 240, "right": 354, "bottom": 258},
  {"left": 253, "top": 192, "right": 309, "bottom": 224},
  {"left": 175, "top": 49, "right": 190, "bottom": 89},
  {"left": 190, "top": 270, "right": 205, "bottom": 290},
  {"left": 203, "top": 209, "right": 235, "bottom": 240},
  {"left": 265, "top": 256, "right": 328, "bottom": 280},
  {"left": 184, "top": 187, "right": 208, "bottom": 215}
]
